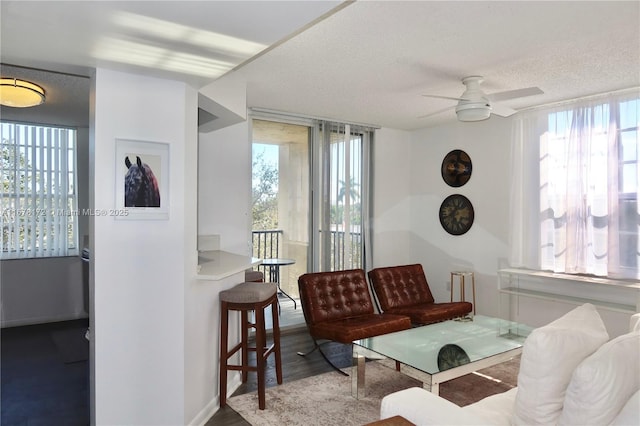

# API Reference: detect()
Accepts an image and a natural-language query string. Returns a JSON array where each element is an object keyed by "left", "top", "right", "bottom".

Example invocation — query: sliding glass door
[
  {"left": 312, "top": 122, "right": 372, "bottom": 272},
  {"left": 251, "top": 115, "right": 374, "bottom": 295},
  {"left": 251, "top": 119, "right": 310, "bottom": 308}
]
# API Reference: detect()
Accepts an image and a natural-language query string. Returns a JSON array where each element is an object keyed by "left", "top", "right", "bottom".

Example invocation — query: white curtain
[{"left": 510, "top": 90, "right": 640, "bottom": 279}]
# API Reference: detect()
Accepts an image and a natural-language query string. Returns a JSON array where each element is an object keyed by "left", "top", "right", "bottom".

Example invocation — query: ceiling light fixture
[
  {"left": 0, "top": 78, "right": 46, "bottom": 108},
  {"left": 455, "top": 102, "right": 491, "bottom": 122}
]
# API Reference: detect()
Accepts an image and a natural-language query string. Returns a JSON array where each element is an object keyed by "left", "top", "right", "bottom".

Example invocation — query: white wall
[
  {"left": 373, "top": 118, "right": 511, "bottom": 314},
  {"left": 92, "top": 68, "right": 197, "bottom": 425},
  {"left": 371, "top": 127, "right": 413, "bottom": 266},
  {"left": 407, "top": 117, "right": 512, "bottom": 314},
  {"left": 198, "top": 121, "right": 252, "bottom": 255},
  {"left": 0, "top": 257, "right": 85, "bottom": 326}
]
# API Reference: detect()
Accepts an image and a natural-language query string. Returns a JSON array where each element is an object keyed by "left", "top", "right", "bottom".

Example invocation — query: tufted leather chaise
[
  {"left": 368, "top": 264, "right": 472, "bottom": 325},
  {"left": 297, "top": 268, "right": 412, "bottom": 374}
]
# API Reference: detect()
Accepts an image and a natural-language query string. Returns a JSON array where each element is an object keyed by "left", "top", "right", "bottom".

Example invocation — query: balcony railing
[
  {"left": 329, "top": 230, "right": 362, "bottom": 271},
  {"left": 251, "top": 229, "right": 362, "bottom": 272},
  {"left": 252, "top": 229, "right": 283, "bottom": 277}
]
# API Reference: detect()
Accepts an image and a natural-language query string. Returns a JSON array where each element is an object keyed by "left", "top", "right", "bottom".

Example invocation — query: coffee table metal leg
[{"left": 352, "top": 350, "right": 366, "bottom": 399}]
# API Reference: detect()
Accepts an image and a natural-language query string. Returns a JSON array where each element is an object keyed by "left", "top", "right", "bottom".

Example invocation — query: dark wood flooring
[
  {"left": 1, "top": 319, "right": 90, "bottom": 426},
  {"left": 1, "top": 319, "right": 350, "bottom": 426}
]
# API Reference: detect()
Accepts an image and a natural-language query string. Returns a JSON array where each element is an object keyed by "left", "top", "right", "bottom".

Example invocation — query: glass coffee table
[{"left": 351, "top": 315, "right": 532, "bottom": 399}]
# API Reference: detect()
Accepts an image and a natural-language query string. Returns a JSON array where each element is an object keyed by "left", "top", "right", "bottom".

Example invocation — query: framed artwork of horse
[{"left": 115, "top": 139, "right": 169, "bottom": 220}]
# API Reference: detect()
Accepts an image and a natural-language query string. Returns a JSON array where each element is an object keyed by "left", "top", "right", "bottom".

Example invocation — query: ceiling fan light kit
[
  {"left": 0, "top": 77, "right": 46, "bottom": 108},
  {"left": 455, "top": 102, "right": 491, "bottom": 122},
  {"left": 422, "top": 75, "right": 543, "bottom": 122}
]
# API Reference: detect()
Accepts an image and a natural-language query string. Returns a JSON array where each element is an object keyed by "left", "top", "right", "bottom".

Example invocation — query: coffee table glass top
[{"left": 353, "top": 315, "right": 533, "bottom": 374}]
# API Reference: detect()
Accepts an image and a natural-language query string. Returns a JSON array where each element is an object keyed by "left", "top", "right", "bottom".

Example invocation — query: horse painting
[{"left": 124, "top": 156, "right": 161, "bottom": 207}]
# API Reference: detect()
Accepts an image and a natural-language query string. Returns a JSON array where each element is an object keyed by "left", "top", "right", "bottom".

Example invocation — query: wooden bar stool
[{"left": 219, "top": 281, "right": 282, "bottom": 410}]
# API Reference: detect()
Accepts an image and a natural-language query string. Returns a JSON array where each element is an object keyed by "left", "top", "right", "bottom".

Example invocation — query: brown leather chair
[
  {"left": 297, "top": 268, "right": 411, "bottom": 374},
  {"left": 368, "top": 264, "right": 472, "bottom": 325}
]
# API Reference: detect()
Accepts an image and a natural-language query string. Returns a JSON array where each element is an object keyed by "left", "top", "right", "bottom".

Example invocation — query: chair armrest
[{"left": 380, "top": 387, "right": 482, "bottom": 426}]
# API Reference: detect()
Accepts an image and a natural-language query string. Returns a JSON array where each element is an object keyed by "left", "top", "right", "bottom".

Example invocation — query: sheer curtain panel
[{"left": 509, "top": 90, "right": 640, "bottom": 279}]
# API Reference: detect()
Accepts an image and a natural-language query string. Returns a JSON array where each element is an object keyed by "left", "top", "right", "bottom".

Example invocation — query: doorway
[
  {"left": 251, "top": 117, "right": 373, "bottom": 329},
  {"left": 251, "top": 119, "right": 310, "bottom": 328}
]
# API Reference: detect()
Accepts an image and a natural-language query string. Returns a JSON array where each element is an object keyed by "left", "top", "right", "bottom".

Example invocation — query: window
[
  {"left": 1, "top": 121, "right": 78, "bottom": 259},
  {"left": 510, "top": 90, "right": 640, "bottom": 280}
]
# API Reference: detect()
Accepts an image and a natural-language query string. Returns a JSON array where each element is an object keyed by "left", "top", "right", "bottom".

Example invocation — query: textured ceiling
[
  {"left": 0, "top": 65, "right": 90, "bottom": 128},
  {"left": 1, "top": 1, "right": 639, "bottom": 130},
  {"left": 234, "top": 1, "right": 640, "bottom": 129}
]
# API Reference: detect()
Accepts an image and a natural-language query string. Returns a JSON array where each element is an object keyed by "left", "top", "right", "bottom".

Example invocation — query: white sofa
[{"left": 380, "top": 304, "right": 640, "bottom": 426}]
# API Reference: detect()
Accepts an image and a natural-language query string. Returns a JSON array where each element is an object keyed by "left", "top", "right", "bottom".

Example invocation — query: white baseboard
[
  {"left": 1, "top": 312, "right": 88, "bottom": 328},
  {"left": 189, "top": 371, "right": 242, "bottom": 426}
]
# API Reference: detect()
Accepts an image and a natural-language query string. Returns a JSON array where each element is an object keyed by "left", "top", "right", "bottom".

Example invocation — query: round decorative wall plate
[
  {"left": 439, "top": 194, "right": 474, "bottom": 235},
  {"left": 441, "top": 149, "right": 472, "bottom": 187}
]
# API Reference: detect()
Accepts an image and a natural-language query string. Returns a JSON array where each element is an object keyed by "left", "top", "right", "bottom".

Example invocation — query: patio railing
[{"left": 251, "top": 229, "right": 362, "bottom": 272}]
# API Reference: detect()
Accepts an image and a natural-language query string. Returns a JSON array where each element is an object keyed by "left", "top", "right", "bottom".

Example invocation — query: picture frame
[
  {"left": 115, "top": 139, "right": 169, "bottom": 220},
  {"left": 441, "top": 149, "right": 472, "bottom": 187}
]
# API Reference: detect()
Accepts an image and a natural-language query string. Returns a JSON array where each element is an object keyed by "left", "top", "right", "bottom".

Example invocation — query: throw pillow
[
  {"left": 513, "top": 303, "right": 609, "bottom": 425},
  {"left": 558, "top": 330, "right": 640, "bottom": 425}
]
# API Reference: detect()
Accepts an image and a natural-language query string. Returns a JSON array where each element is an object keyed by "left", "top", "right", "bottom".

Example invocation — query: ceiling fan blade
[
  {"left": 422, "top": 94, "right": 469, "bottom": 102},
  {"left": 490, "top": 103, "right": 518, "bottom": 117},
  {"left": 487, "top": 87, "right": 543, "bottom": 102},
  {"left": 418, "top": 105, "right": 456, "bottom": 119}
]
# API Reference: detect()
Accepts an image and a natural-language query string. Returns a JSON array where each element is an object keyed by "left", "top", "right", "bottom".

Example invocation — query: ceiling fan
[{"left": 421, "top": 76, "right": 543, "bottom": 122}]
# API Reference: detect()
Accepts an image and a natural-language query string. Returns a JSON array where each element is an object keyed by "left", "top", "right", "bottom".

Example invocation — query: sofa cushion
[
  {"left": 463, "top": 387, "right": 518, "bottom": 426},
  {"left": 309, "top": 313, "right": 411, "bottom": 343},
  {"left": 383, "top": 301, "right": 473, "bottom": 325},
  {"left": 513, "top": 303, "right": 609, "bottom": 425},
  {"left": 381, "top": 387, "right": 484, "bottom": 425},
  {"left": 611, "top": 389, "right": 640, "bottom": 426},
  {"left": 558, "top": 330, "right": 640, "bottom": 425}
]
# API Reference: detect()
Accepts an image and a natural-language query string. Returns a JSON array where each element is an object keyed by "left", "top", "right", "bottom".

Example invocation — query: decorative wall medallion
[
  {"left": 441, "top": 149, "right": 472, "bottom": 187},
  {"left": 439, "top": 194, "right": 474, "bottom": 235}
]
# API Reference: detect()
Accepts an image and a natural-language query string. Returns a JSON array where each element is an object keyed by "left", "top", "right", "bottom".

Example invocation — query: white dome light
[
  {"left": 455, "top": 102, "right": 491, "bottom": 122},
  {"left": 0, "top": 78, "right": 46, "bottom": 108}
]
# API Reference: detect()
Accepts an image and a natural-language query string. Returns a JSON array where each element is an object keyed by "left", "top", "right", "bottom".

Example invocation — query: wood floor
[
  {"left": 0, "top": 306, "right": 348, "bottom": 426},
  {"left": 1, "top": 319, "right": 90, "bottom": 426},
  {"left": 206, "top": 328, "right": 352, "bottom": 425}
]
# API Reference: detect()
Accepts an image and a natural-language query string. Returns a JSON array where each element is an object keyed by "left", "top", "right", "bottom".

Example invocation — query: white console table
[{"left": 498, "top": 268, "right": 640, "bottom": 315}]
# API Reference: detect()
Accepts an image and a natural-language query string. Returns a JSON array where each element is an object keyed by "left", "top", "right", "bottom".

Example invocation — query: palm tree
[{"left": 337, "top": 177, "right": 360, "bottom": 204}]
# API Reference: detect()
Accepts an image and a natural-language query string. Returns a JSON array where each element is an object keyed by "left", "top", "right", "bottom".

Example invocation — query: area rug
[{"left": 226, "top": 357, "right": 519, "bottom": 425}]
